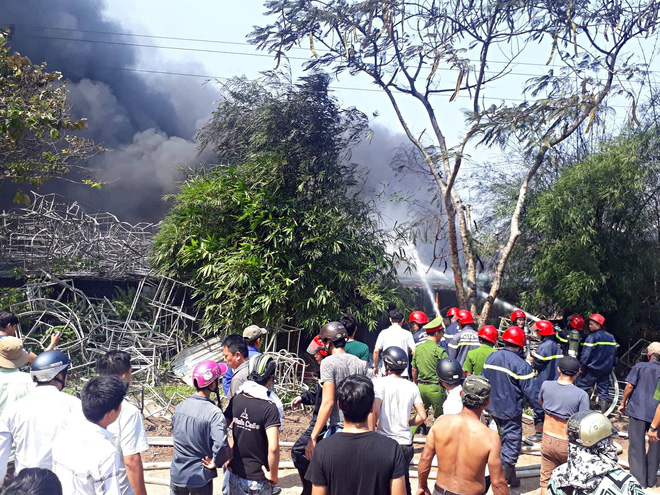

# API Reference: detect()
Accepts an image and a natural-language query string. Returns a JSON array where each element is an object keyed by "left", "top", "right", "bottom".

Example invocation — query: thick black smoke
[{"left": 0, "top": 0, "right": 215, "bottom": 221}]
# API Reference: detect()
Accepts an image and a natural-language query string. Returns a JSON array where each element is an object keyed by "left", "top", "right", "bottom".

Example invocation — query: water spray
[{"left": 405, "top": 243, "right": 441, "bottom": 317}]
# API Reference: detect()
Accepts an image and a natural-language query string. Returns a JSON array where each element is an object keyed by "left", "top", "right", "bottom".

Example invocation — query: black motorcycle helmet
[
  {"left": 436, "top": 357, "right": 464, "bottom": 385},
  {"left": 382, "top": 346, "right": 408, "bottom": 371}
]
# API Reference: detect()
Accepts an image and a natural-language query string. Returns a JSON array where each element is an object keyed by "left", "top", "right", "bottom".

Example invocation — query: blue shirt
[
  {"left": 171, "top": 394, "right": 230, "bottom": 488},
  {"left": 624, "top": 360, "right": 660, "bottom": 422},
  {"left": 483, "top": 348, "right": 543, "bottom": 420},
  {"left": 539, "top": 380, "right": 589, "bottom": 420},
  {"left": 222, "top": 346, "right": 261, "bottom": 395}
]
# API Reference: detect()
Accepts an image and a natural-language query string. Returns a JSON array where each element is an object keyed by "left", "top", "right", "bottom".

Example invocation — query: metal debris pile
[
  {"left": 11, "top": 272, "right": 199, "bottom": 384},
  {"left": 1, "top": 192, "right": 310, "bottom": 419},
  {"left": 0, "top": 192, "right": 155, "bottom": 279},
  {"left": 11, "top": 273, "right": 308, "bottom": 419}
]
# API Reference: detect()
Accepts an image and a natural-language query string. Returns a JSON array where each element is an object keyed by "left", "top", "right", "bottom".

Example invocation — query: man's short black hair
[
  {"left": 222, "top": 334, "right": 248, "bottom": 358},
  {"left": 0, "top": 311, "right": 19, "bottom": 328},
  {"left": 462, "top": 395, "right": 487, "bottom": 410},
  {"left": 340, "top": 313, "right": 358, "bottom": 335},
  {"left": 81, "top": 375, "right": 127, "bottom": 423},
  {"left": 1, "top": 468, "right": 62, "bottom": 495},
  {"left": 96, "top": 350, "right": 132, "bottom": 376},
  {"left": 244, "top": 337, "right": 260, "bottom": 347},
  {"left": 388, "top": 308, "right": 404, "bottom": 323},
  {"left": 337, "top": 374, "right": 374, "bottom": 423},
  {"left": 332, "top": 337, "right": 347, "bottom": 348}
]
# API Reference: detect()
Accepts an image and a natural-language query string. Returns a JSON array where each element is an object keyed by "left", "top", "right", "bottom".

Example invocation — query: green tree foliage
[
  {"left": 523, "top": 130, "right": 660, "bottom": 333},
  {"left": 0, "top": 31, "right": 102, "bottom": 201},
  {"left": 250, "top": 0, "right": 660, "bottom": 322},
  {"left": 152, "top": 73, "right": 410, "bottom": 334}
]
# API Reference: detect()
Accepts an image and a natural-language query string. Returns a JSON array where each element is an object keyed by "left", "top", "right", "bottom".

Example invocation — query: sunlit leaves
[{"left": 0, "top": 31, "right": 103, "bottom": 193}]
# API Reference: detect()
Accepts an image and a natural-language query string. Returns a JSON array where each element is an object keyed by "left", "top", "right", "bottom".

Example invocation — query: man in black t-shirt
[
  {"left": 223, "top": 355, "right": 280, "bottom": 495},
  {"left": 306, "top": 374, "right": 407, "bottom": 495}
]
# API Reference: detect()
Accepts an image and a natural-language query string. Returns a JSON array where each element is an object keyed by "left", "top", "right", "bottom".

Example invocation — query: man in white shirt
[
  {"left": 0, "top": 350, "right": 82, "bottom": 482},
  {"left": 53, "top": 375, "right": 127, "bottom": 495},
  {"left": 0, "top": 337, "right": 34, "bottom": 416},
  {"left": 97, "top": 351, "right": 149, "bottom": 495},
  {"left": 373, "top": 309, "right": 415, "bottom": 378},
  {"left": 372, "top": 346, "right": 426, "bottom": 495}
]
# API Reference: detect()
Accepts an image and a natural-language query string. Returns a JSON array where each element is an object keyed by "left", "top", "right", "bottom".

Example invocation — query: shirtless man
[{"left": 416, "top": 375, "right": 509, "bottom": 495}]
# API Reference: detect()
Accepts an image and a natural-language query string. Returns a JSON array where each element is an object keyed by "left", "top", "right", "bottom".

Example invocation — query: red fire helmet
[
  {"left": 478, "top": 325, "right": 499, "bottom": 344},
  {"left": 409, "top": 311, "right": 429, "bottom": 325},
  {"left": 457, "top": 310, "right": 475, "bottom": 325},
  {"left": 510, "top": 309, "right": 526, "bottom": 321},
  {"left": 569, "top": 314, "right": 585, "bottom": 331},
  {"left": 588, "top": 313, "right": 606, "bottom": 327},
  {"left": 502, "top": 326, "right": 526, "bottom": 347},
  {"left": 534, "top": 320, "right": 555, "bottom": 337}
]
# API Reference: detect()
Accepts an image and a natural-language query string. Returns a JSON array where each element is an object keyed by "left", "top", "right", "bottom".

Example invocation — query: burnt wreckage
[{"left": 0, "top": 192, "right": 306, "bottom": 417}]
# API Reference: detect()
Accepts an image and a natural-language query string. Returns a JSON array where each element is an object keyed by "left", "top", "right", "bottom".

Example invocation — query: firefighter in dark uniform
[
  {"left": 575, "top": 313, "right": 617, "bottom": 412},
  {"left": 556, "top": 314, "right": 585, "bottom": 355},
  {"left": 527, "top": 320, "right": 564, "bottom": 443},
  {"left": 447, "top": 310, "right": 480, "bottom": 367},
  {"left": 530, "top": 320, "right": 564, "bottom": 384},
  {"left": 483, "top": 326, "right": 544, "bottom": 487},
  {"left": 440, "top": 307, "right": 459, "bottom": 350},
  {"left": 409, "top": 311, "right": 430, "bottom": 345}
]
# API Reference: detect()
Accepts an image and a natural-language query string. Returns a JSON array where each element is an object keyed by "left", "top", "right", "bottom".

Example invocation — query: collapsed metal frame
[
  {"left": 0, "top": 192, "right": 313, "bottom": 418},
  {"left": 0, "top": 191, "right": 154, "bottom": 279}
]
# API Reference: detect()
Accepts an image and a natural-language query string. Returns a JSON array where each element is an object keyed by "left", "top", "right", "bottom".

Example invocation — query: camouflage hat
[{"left": 461, "top": 375, "right": 491, "bottom": 405}]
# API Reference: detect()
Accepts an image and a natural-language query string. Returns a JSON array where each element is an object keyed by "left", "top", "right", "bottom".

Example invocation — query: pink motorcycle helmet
[{"left": 192, "top": 360, "right": 228, "bottom": 388}]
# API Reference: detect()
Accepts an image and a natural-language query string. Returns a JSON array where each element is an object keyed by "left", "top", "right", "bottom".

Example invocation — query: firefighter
[
  {"left": 510, "top": 310, "right": 526, "bottom": 328},
  {"left": 557, "top": 314, "right": 586, "bottom": 355},
  {"left": 447, "top": 310, "right": 480, "bottom": 366},
  {"left": 441, "top": 307, "right": 460, "bottom": 350},
  {"left": 527, "top": 320, "right": 564, "bottom": 443},
  {"left": 409, "top": 311, "right": 430, "bottom": 344},
  {"left": 511, "top": 309, "right": 531, "bottom": 357},
  {"left": 530, "top": 320, "right": 564, "bottom": 384},
  {"left": 463, "top": 325, "right": 498, "bottom": 376},
  {"left": 575, "top": 314, "right": 617, "bottom": 412},
  {"left": 483, "top": 326, "right": 544, "bottom": 487}
]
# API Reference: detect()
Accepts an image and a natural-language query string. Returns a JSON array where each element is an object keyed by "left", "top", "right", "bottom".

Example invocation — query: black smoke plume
[{"left": 0, "top": 0, "right": 215, "bottom": 221}]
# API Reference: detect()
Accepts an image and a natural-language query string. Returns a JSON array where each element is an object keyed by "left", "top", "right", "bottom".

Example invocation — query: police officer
[
  {"left": 447, "top": 310, "right": 480, "bottom": 366},
  {"left": 441, "top": 307, "right": 459, "bottom": 350},
  {"left": 411, "top": 317, "right": 448, "bottom": 433},
  {"left": 575, "top": 313, "right": 617, "bottom": 412},
  {"left": 463, "top": 325, "right": 498, "bottom": 376},
  {"left": 530, "top": 320, "right": 564, "bottom": 384},
  {"left": 483, "top": 326, "right": 544, "bottom": 487},
  {"left": 409, "top": 311, "right": 430, "bottom": 344}
]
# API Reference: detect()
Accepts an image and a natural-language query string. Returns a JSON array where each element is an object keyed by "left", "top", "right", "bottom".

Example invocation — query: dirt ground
[{"left": 142, "top": 413, "right": 660, "bottom": 495}]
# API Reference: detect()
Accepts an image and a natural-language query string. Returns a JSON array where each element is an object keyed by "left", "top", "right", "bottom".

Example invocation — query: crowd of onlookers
[{"left": 0, "top": 307, "right": 658, "bottom": 495}]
